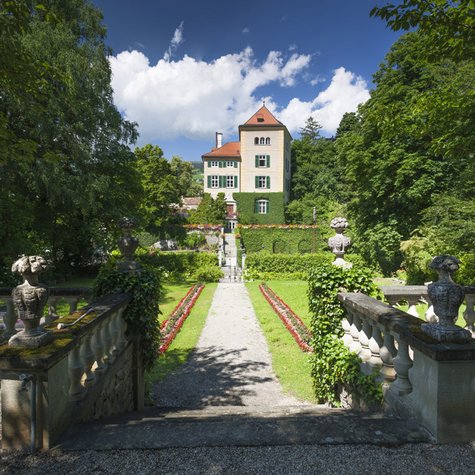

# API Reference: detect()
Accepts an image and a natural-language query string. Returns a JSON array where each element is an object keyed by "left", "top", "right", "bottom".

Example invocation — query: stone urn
[
  {"left": 421, "top": 255, "right": 472, "bottom": 343},
  {"left": 328, "top": 217, "right": 352, "bottom": 268},
  {"left": 8, "top": 255, "right": 53, "bottom": 348},
  {"left": 117, "top": 217, "right": 141, "bottom": 273}
]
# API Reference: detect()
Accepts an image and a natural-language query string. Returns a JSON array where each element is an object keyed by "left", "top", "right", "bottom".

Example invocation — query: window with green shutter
[
  {"left": 207, "top": 161, "right": 211, "bottom": 168},
  {"left": 219, "top": 161, "right": 223, "bottom": 168},
  {"left": 266, "top": 176, "right": 270, "bottom": 189},
  {"left": 255, "top": 176, "right": 259, "bottom": 188},
  {"left": 266, "top": 155, "right": 270, "bottom": 168},
  {"left": 207, "top": 175, "right": 211, "bottom": 187},
  {"left": 255, "top": 155, "right": 259, "bottom": 168},
  {"left": 234, "top": 161, "right": 238, "bottom": 168},
  {"left": 219, "top": 176, "right": 225, "bottom": 187},
  {"left": 235, "top": 175, "right": 238, "bottom": 188}
]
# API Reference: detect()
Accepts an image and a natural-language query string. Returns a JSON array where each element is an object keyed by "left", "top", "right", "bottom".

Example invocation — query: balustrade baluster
[
  {"left": 80, "top": 334, "right": 96, "bottom": 387},
  {"left": 111, "top": 310, "right": 123, "bottom": 358},
  {"left": 102, "top": 317, "right": 114, "bottom": 365},
  {"left": 368, "top": 323, "right": 383, "bottom": 370},
  {"left": 349, "top": 311, "right": 362, "bottom": 354},
  {"left": 391, "top": 335, "right": 413, "bottom": 395},
  {"left": 46, "top": 296, "right": 59, "bottom": 324},
  {"left": 117, "top": 308, "right": 127, "bottom": 351},
  {"left": 463, "top": 295, "right": 475, "bottom": 336},
  {"left": 358, "top": 319, "right": 372, "bottom": 367},
  {"left": 406, "top": 297, "right": 420, "bottom": 318},
  {"left": 425, "top": 304, "right": 438, "bottom": 323},
  {"left": 68, "top": 345, "right": 85, "bottom": 400},
  {"left": 341, "top": 312, "right": 353, "bottom": 348},
  {"left": 379, "top": 326, "right": 396, "bottom": 384},
  {"left": 92, "top": 322, "right": 106, "bottom": 374},
  {"left": 66, "top": 297, "right": 80, "bottom": 314}
]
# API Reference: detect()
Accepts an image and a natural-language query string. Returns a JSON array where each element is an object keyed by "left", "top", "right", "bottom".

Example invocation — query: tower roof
[{"left": 243, "top": 105, "right": 283, "bottom": 126}]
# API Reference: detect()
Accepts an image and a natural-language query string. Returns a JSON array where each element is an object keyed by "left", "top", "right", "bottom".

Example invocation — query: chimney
[{"left": 216, "top": 132, "right": 223, "bottom": 148}]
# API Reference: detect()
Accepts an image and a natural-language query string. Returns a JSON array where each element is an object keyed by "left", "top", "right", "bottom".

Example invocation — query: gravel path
[{"left": 153, "top": 282, "right": 311, "bottom": 408}]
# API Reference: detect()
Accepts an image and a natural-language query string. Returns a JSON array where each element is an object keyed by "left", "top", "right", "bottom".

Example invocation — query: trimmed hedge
[
  {"left": 234, "top": 192, "right": 285, "bottom": 224},
  {"left": 239, "top": 225, "right": 322, "bottom": 254},
  {"left": 244, "top": 252, "right": 333, "bottom": 280}
]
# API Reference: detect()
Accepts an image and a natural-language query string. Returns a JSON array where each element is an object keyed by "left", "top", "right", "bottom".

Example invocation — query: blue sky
[{"left": 93, "top": 0, "right": 402, "bottom": 161}]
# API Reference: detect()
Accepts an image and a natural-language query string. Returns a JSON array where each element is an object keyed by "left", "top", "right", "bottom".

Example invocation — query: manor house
[{"left": 202, "top": 105, "right": 292, "bottom": 229}]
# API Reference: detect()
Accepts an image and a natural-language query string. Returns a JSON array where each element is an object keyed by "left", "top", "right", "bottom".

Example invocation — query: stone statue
[
  {"left": 328, "top": 217, "right": 352, "bottom": 268},
  {"left": 117, "top": 217, "right": 141, "bottom": 273},
  {"left": 9, "top": 255, "right": 53, "bottom": 347},
  {"left": 421, "top": 255, "right": 472, "bottom": 342}
]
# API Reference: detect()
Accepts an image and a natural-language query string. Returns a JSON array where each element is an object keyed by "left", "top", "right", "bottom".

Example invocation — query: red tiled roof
[
  {"left": 243, "top": 105, "right": 283, "bottom": 126},
  {"left": 202, "top": 141, "right": 240, "bottom": 158}
]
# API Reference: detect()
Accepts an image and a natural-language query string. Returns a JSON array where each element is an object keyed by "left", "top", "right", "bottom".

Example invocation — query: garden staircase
[{"left": 220, "top": 233, "right": 242, "bottom": 282}]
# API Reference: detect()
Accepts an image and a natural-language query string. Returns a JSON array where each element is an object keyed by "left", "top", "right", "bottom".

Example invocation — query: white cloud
[
  {"left": 242, "top": 27, "right": 250, "bottom": 34},
  {"left": 110, "top": 46, "right": 368, "bottom": 143},
  {"left": 279, "top": 67, "right": 370, "bottom": 135},
  {"left": 163, "top": 21, "right": 184, "bottom": 61}
]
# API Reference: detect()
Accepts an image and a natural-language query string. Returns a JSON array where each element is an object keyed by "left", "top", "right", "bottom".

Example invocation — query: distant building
[{"left": 202, "top": 105, "right": 292, "bottom": 229}]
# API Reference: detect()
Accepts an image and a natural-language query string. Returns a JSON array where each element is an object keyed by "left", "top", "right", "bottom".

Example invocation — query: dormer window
[{"left": 257, "top": 114, "right": 264, "bottom": 122}]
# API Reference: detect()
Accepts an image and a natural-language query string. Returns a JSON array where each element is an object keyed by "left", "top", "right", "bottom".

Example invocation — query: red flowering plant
[
  {"left": 159, "top": 283, "right": 205, "bottom": 353},
  {"left": 259, "top": 282, "right": 313, "bottom": 352}
]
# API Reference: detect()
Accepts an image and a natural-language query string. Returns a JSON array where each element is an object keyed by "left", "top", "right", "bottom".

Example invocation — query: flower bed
[
  {"left": 259, "top": 282, "right": 313, "bottom": 352},
  {"left": 159, "top": 283, "right": 205, "bottom": 353}
]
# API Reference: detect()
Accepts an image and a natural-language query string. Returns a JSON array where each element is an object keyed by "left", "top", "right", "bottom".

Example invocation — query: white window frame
[
  {"left": 210, "top": 175, "right": 219, "bottom": 188},
  {"left": 257, "top": 199, "right": 269, "bottom": 214},
  {"left": 258, "top": 155, "right": 267, "bottom": 167},
  {"left": 211, "top": 161, "right": 219, "bottom": 167},
  {"left": 257, "top": 176, "right": 267, "bottom": 188},
  {"left": 226, "top": 175, "right": 235, "bottom": 188},
  {"left": 226, "top": 161, "right": 234, "bottom": 167}
]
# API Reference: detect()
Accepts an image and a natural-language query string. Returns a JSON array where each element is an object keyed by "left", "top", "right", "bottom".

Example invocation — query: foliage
[
  {"left": 308, "top": 264, "right": 382, "bottom": 406},
  {"left": 239, "top": 225, "right": 321, "bottom": 254},
  {"left": 180, "top": 232, "right": 207, "bottom": 250},
  {"left": 0, "top": 0, "right": 141, "bottom": 273},
  {"left": 370, "top": 0, "right": 475, "bottom": 61},
  {"left": 188, "top": 193, "right": 227, "bottom": 225},
  {"left": 244, "top": 252, "right": 333, "bottom": 280},
  {"left": 234, "top": 192, "right": 285, "bottom": 224},
  {"left": 458, "top": 253, "right": 475, "bottom": 285},
  {"left": 400, "top": 236, "right": 435, "bottom": 284},
  {"left": 93, "top": 264, "right": 161, "bottom": 371},
  {"left": 170, "top": 155, "right": 202, "bottom": 197},
  {"left": 193, "top": 265, "right": 224, "bottom": 282}
]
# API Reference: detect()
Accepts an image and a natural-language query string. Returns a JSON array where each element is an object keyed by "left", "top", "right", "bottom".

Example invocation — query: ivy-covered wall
[
  {"left": 238, "top": 225, "right": 322, "bottom": 254},
  {"left": 233, "top": 192, "right": 285, "bottom": 224}
]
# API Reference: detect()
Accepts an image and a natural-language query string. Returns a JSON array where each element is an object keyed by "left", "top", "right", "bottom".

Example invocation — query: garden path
[{"left": 152, "top": 282, "right": 312, "bottom": 407}]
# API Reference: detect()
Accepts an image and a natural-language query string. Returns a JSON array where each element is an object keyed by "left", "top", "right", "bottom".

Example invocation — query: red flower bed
[
  {"left": 159, "top": 283, "right": 205, "bottom": 353},
  {"left": 259, "top": 283, "right": 313, "bottom": 352}
]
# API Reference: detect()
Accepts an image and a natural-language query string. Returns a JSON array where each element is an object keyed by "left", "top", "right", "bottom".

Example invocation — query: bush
[
  {"left": 457, "top": 253, "right": 475, "bottom": 285},
  {"left": 244, "top": 252, "right": 333, "bottom": 280},
  {"left": 239, "top": 225, "right": 321, "bottom": 254},
  {"left": 308, "top": 264, "right": 382, "bottom": 406},
  {"left": 400, "top": 237, "right": 436, "bottom": 284},
  {"left": 93, "top": 263, "right": 162, "bottom": 371},
  {"left": 193, "top": 265, "right": 224, "bottom": 282}
]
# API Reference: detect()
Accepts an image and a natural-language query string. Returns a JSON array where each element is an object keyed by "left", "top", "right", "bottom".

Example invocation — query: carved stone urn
[
  {"left": 421, "top": 255, "right": 472, "bottom": 343},
  {"left": 8, "top": 255, "right": 53, "bottom": 348},
  {"left": 117, "top": 217, "right": 141, "bottom": 273},
  {"left": 328, "top": 217, "right": 352, "bottom": 268}
]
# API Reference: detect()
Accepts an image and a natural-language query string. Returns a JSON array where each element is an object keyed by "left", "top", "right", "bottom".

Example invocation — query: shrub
[
  {"left": 458, "top": 253, "right": 475, "bottom": 285},
  {"left": 308, "top": 264, "right": 382, "bottom": 406},
  {"left": 244, "top": 252, "right": 333, "bottom": 280},
  {"left": 193, "top": 265, "right": 224, "bottom": 282},
  {"left": 400, "top": 237, "right": 436, "bottom": 284},
  {"left": 234, "top": 192, "right": 285, "bottom": 224},
  {"left": 93, "top": 263, "right": 162, "bottom": 371}
]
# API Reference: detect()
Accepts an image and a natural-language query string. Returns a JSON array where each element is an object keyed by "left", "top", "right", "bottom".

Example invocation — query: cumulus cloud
[
  {"left": 163, "top": 21, "right": 184, "bottom": 61},
  {"left": 279, "top": 67, "right": 370, "bottom": 134},
  {"left": 110, "top": 46, "right": 368, "bottom": 143}
]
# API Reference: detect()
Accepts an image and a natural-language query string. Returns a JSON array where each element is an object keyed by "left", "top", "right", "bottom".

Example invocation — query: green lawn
[
  {"left": 145, "top": 282, "right": 217, "bottom": 389},
  {"left": 246, "top": 281, "right": 317, "bottom": 403},
  {"left": 266, "top": 280, "right": 311, "bottom": 326},
  {"left": 157, "top": 280, "right": 196, "bottom": 324}
]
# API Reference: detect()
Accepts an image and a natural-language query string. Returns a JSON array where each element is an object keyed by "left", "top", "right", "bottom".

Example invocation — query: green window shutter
[
  {"left": 254, "top": 200, "right": 259, "bottom": 213},
  {"left": 266, "top": 176, "right": 270, "bottom": 189},
  {"left": 255, "top": 155, "right": 258, "bottom": 168},
  {"left": 267, "top": 200, "right": 270, "bottom": 214},
  {"left": 219, "top": 161, "right": 223, "bottom": 168},
  {"left": 234, "top": 175, "right": 238, "bottom": 188},
  {"left": 255, "top": 176, "right": 259, "bottom": 188},
  {"left": 219, "top": 176, "right": 224, "bottom": 187},
  {"left": 234, "top": 161, "right": 238, "bottom": 168},
  {"left": 207, "top": 161, "right": 211, "bottom": 168},
  {"left": 207, "top": 175, "right": 211, "bottom": 187},
  {"left": 266, "top": 155, "right": 270, "bottom": 168}
]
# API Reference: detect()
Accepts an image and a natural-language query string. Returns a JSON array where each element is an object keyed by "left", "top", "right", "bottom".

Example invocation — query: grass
[
  {"left": 145, "top": 282, "right": 217, "bottom": 389},
  {"left": 266, "top": 280, "right": 311, "bottom": 326},
  {"left": 246, "top": 281, "right": 317, "bottom": 403}
]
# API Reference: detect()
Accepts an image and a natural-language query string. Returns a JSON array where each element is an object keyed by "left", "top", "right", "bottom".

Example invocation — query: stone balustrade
[
  {"left": 380, "top": 285, "right": 475, "bottom": 335},
  {"left": 338, "top": 292, "right": 475, "bottom": 443},
  {"left": 0, "top": 287, "right": 93, "bottom": 341},
  {"left": 0, "top": 292, "right": 142, "bottom": 451}
]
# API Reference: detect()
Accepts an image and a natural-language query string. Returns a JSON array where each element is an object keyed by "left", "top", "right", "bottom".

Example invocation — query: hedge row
[
  {"left": 234, "top": 192, "right": 285, "bottom": 224},
  {"left": 244, "top": 252, "right": 334, "bottom": 280},
  {"left": 239, "top": 226, "right": 322, "bottom": 254}
]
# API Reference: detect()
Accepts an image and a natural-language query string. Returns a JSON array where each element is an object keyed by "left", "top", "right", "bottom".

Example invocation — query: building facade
[{"left": 202, "top": 105, "right": 292, "bottom": 228}]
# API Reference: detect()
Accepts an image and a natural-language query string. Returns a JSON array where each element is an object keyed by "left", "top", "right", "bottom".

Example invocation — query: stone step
[{"left": 55, "top": 405, "right": 430, "bottom": 450}]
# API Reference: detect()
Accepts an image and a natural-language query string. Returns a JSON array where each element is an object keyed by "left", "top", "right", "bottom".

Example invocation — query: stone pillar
[
  {"left": 117, "top": 217, "right": 141, "bottom": 274},
  {"left": 328, "top": 217, "right": 352, "bottom": 268}
]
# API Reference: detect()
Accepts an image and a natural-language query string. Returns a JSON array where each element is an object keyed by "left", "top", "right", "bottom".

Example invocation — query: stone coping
[
  {"left": 380, "top": 285, "right": 475, "bottom": 299},
  {"left": 338, "top": 292, "right": 475, "bottom": 362},
  {"left": 0, "top": 293, "right": 130, "bottom": 372},
  {"left": 0, "top": 287, "right": 92, "bottom": 298}
]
